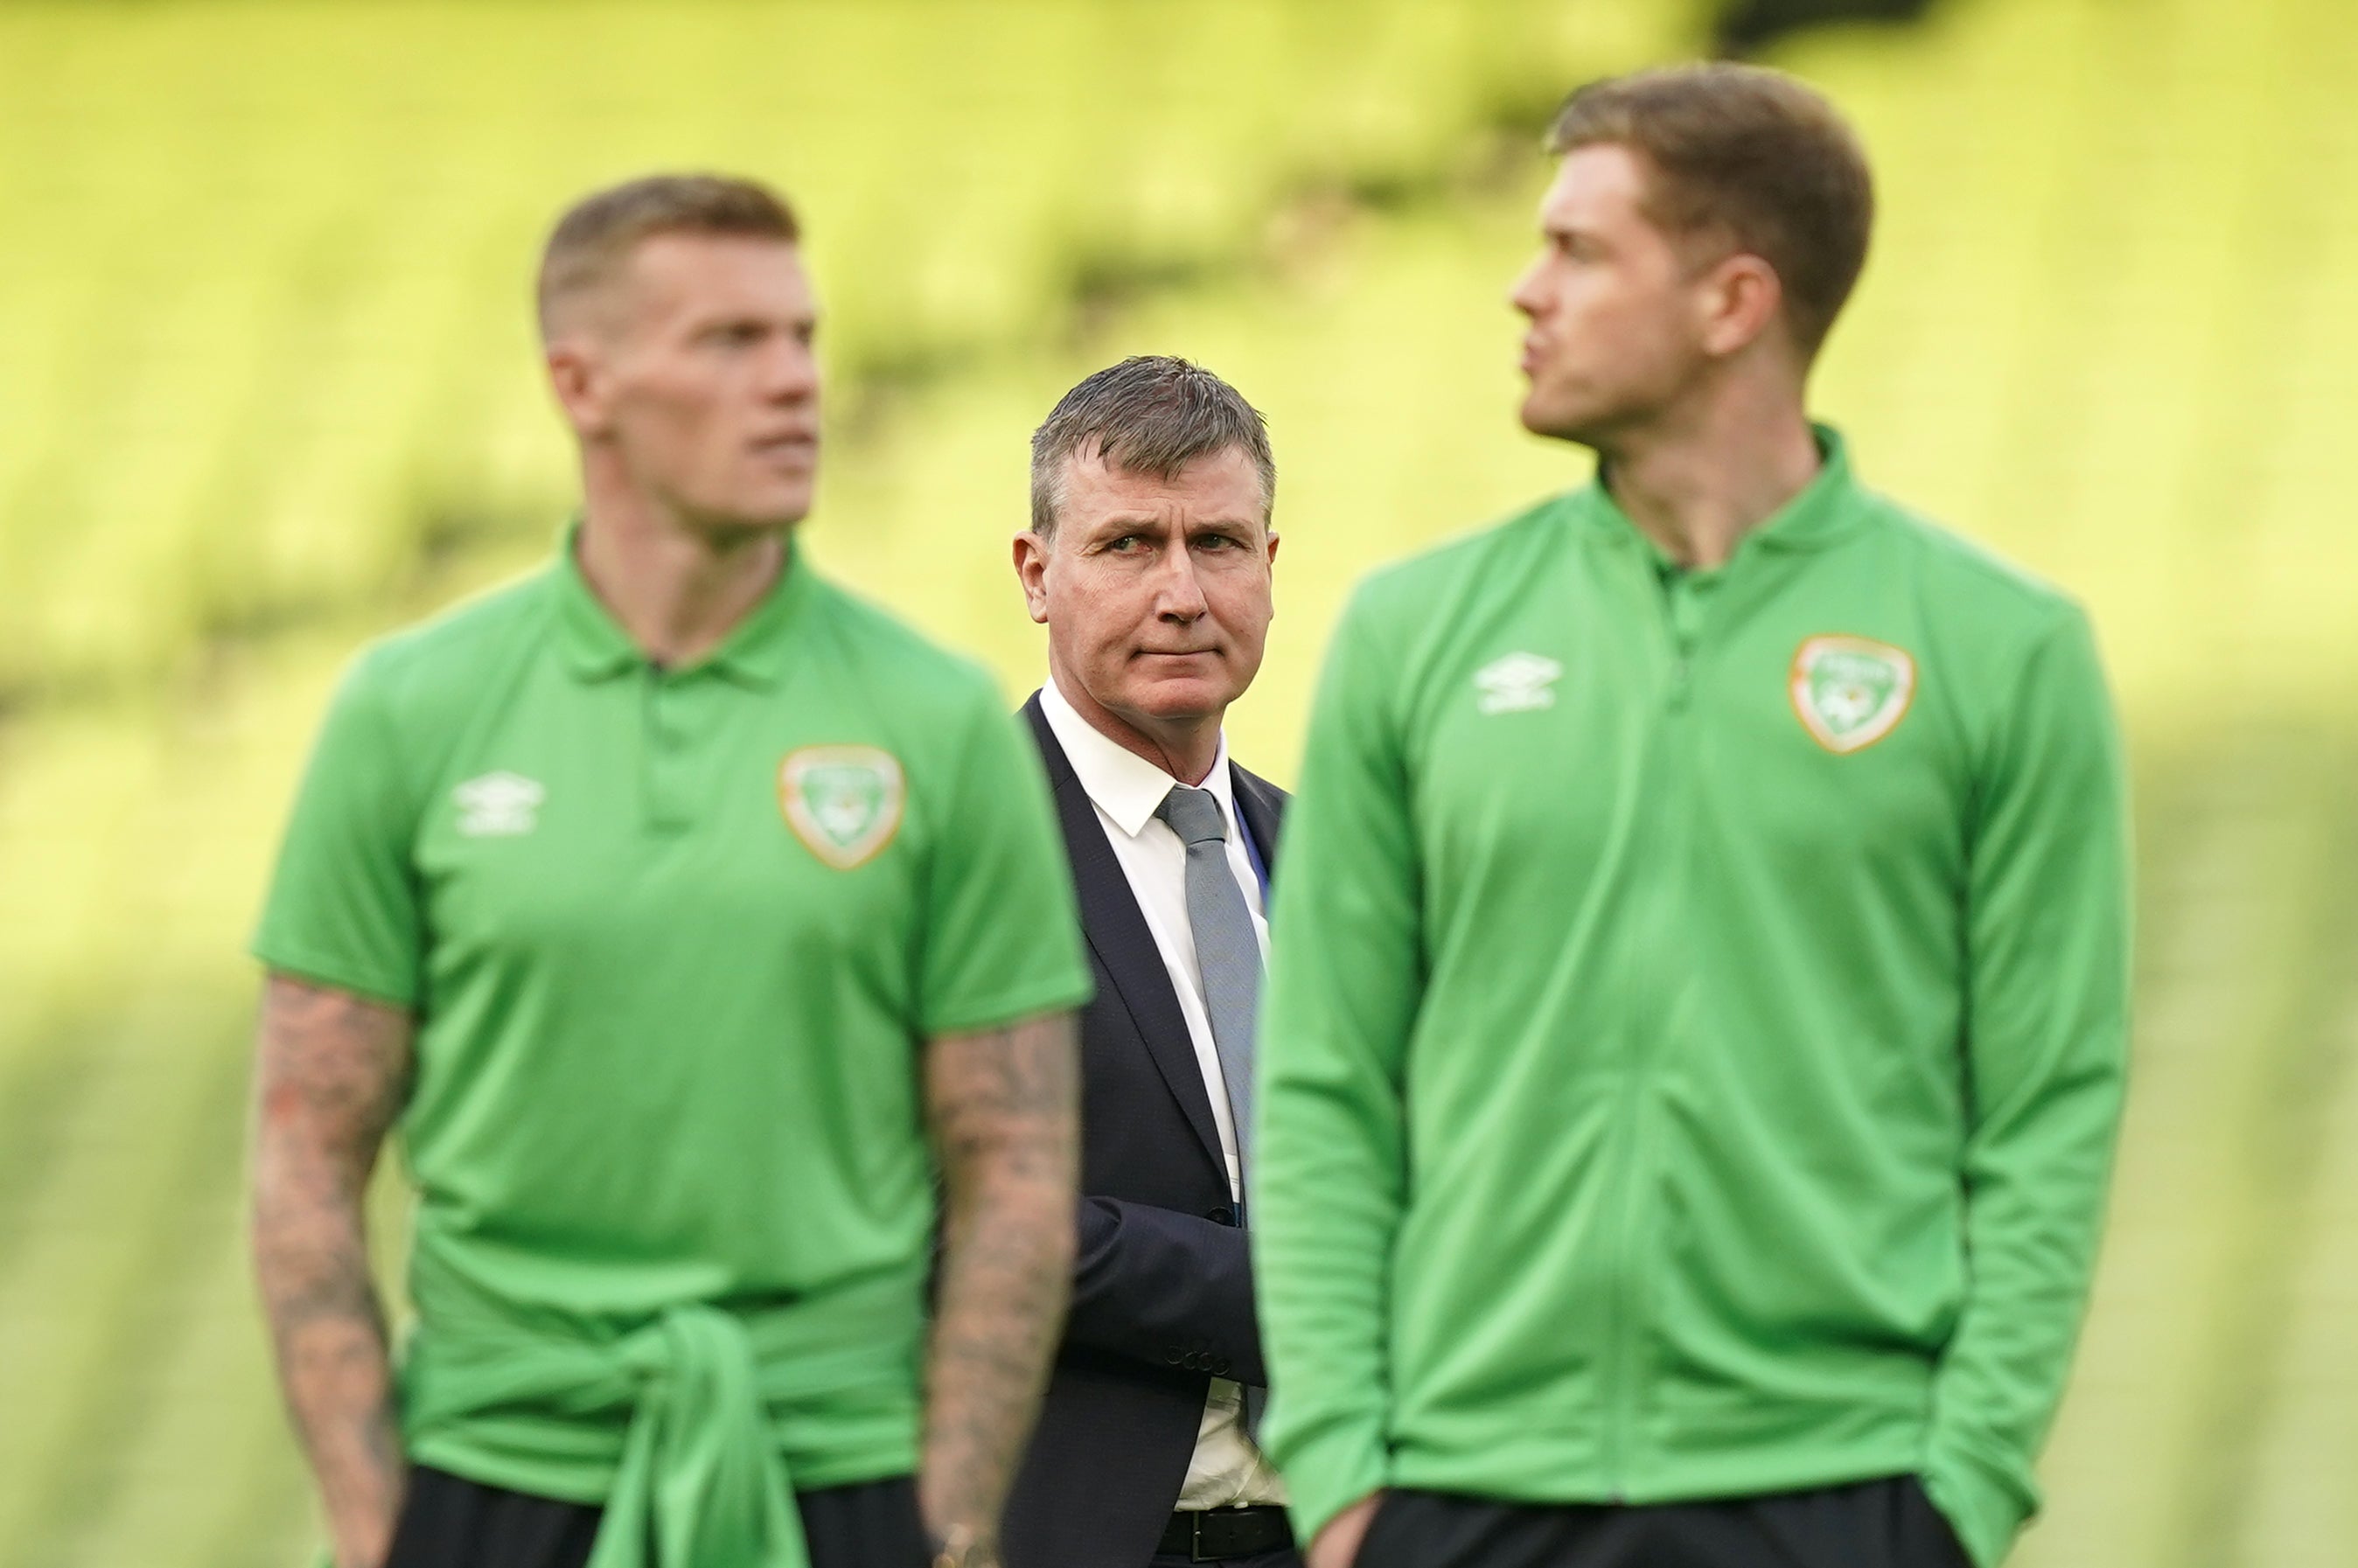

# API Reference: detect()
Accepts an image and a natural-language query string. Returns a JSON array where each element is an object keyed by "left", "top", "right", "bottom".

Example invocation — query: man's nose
[
  {"left": 1155, "top": 547, "right": 1210, "bottom": 620},
  {"left": 761, "top": 339, "right": 819, "bottom": 401},
  {"left": 1509, "top": 260, "right": 1547, "bottom": 318}
]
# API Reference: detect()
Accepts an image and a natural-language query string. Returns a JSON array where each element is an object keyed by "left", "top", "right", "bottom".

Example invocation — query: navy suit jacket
[{"left": 1001, "top": 693, "right": 1287, "bottom": 1568}]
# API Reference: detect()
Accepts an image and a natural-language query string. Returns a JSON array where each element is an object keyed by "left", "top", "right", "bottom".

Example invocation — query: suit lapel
[
  {"left": 1229, "top": 762, "right": 1286, "bottom": 889},
  {"left": 1023, "top": 695, "right": 1227, "bottom": 1174}
]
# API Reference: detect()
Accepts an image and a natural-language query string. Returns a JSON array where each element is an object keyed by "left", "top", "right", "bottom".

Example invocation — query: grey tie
[{"left": 1155, "top": 784, "right": 1263, "bottom": 1181}]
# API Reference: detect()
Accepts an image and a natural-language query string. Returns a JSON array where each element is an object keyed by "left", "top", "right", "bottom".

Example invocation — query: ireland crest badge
[
  {"left": 778, "top": 745, "right": 905, "bottom": 868},
  {"left": 1789, "top": 635, "right": 1916, "bottom": 754}
]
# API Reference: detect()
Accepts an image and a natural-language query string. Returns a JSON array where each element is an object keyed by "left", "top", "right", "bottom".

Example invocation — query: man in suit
[{"left": 1001, "top": 356, "right": 1301, "bottom": 1568}]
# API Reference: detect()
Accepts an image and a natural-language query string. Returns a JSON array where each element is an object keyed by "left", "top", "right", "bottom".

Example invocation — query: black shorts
[
  {"left": 384, "top": 1465, "right": 929, "bottom": 1568},
  {"left": 1355, "top": 1475, "right": 1973, "bottom": 1568}
]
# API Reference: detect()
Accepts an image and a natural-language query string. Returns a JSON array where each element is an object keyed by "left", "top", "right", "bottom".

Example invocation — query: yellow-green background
[{"left": 1, "top": 1, "right": 2353, "bottom": 1564}]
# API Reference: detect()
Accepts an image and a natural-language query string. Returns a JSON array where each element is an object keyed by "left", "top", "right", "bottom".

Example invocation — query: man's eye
[
  {"left": 1108, "top": 536, "right": 1147, "bottom": 553},
  {"left": 1194, "top": 534, "right": 1238, "bottom": 551}
]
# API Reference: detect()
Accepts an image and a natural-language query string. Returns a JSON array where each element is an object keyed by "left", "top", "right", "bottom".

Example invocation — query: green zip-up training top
[{"left": 1253, "top": 429, "right": 2130, "bottom": 1568}]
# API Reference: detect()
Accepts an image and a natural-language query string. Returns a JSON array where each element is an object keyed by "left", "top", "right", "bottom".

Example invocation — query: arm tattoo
[
  {"left": 249, "top": 973, "right": 415, "bottom": 1568},
  {"left": 920, "top": 1008, "right": 1081, "bottom": 1564}
]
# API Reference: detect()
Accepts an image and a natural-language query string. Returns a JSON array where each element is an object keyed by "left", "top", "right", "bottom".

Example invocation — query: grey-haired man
[{"left": 1001, "top": 358, "right": 1300, "bottom": 1568}]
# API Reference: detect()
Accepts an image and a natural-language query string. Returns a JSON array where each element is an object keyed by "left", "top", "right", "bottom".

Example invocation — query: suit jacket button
[
  {"left": 1206, "top": 1205, "right": 1235, "bottom": 1225},
  {"left": 1215, "top": 1358, "right": 1232, "bottom": 1376},
  {"left": 1165, "top": 1347, "right": 1186, "bottom": 1366}
]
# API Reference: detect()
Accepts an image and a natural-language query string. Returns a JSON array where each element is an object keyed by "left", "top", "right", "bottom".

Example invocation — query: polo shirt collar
[
  {"left": 1039, "top": 674, "right": 1238, "bottom": 841},
  {"left": 1585, "top": 422, "right": 1863, "bottom": 563},
  {"left": 554, "top": 522, "right": 812, "bottom": 687}
]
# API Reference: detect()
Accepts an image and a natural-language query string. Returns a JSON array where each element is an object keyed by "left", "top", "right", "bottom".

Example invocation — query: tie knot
[{"left": 1155, "top": 784, "right": 1228, "bottom": 847}]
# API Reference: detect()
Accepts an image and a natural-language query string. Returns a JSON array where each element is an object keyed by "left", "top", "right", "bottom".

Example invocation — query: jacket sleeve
[
  {"left": 1252, "top": 596, "right": 1421, "bottom": 1545},
  {"left": 1925, "top": 609, "right": 2132, "bottom": 1568},
  {"left": 1062, "top": 1196, "right": 1265, "bottom": 1387}
]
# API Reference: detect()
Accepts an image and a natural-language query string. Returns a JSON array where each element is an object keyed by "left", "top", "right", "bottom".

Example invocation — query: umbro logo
[
  {"left": 454, "top": 771, "right": 545, "bottom": 837},
  {"left": 1475, "top": 652, "right": 1563, "bottom": 714}
]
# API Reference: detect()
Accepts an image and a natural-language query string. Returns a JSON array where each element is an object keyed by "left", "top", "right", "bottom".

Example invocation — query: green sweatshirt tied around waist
[{"left": 395, "top": 1272, "right": 924, "bottom": 1568}]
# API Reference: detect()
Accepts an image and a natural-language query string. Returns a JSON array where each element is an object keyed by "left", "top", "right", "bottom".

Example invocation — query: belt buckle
[{"left": 1188, "top": 1511, "right": 1214, "bottom": 1563}]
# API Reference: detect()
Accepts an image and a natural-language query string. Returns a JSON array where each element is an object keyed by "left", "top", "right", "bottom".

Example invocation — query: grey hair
[{"left": 1029, "top": 356, "right": 1275, "bottom": 538}]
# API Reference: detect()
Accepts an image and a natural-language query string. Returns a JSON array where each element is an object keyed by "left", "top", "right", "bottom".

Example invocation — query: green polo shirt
[
  {"left": 254, "top": 533, "right": 1091, "bottom": 1540},
  {"left": 1255, "top": 429, "right": 2130, "bottom": 1568}
]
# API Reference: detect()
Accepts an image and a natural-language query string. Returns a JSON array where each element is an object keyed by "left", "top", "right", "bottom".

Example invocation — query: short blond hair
[{"left": 536, "top": 173, "right": 799, "bottom": 338}]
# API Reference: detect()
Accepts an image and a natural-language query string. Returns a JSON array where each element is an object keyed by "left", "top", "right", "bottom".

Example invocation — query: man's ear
[
  {"left": 1012, "top": 531, "right": 1053, "bottom": 625},
  {"left": 546, "top": 339, "right": 610, "bottom": 439},
  {"left": 1699, "top": 253, "right": 1783, "bottom": 359},
  {"left": 1265, "top": 530, "right": 1280, "bottom": 569}
]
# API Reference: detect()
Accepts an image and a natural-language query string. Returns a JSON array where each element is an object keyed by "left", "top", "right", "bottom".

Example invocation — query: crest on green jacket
[
  {"left": 778, "top": 745, "right": 905, "bottom": 868},
  {"left": 1789, "top": 635, "right": 1916, "bottom": 754}
]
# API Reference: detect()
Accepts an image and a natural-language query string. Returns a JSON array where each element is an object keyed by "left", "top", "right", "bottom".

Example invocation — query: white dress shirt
[{"left": 1038, "top": 676, "right": 1287, "bottom": 1510}]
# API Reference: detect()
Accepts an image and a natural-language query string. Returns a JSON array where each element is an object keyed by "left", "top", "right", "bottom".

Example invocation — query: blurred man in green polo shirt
[
  {"left": 1255, "top": 66, "right": 2130, "bottom": 1568},
  {"left": 249, "top": 175, "right": 1092, "bottom": 1568}
]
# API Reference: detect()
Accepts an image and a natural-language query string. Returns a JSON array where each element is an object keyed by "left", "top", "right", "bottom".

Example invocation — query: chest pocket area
[
  {"left": 1694, "top": 645, "right": 1963, "bottom": 913},
  {"left": 1414, "top": 651, "right": 1655, "bottom": 935}
]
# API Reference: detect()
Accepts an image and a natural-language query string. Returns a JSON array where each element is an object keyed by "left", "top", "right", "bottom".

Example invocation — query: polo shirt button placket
[
  {"left": 1663, "top": 605, "right": 1693, "bottom": 714},
  {"left": 1664, "top": 570, "right": 1717, "bottom": 714},
  {"left": 643, "top": 669, "right": 694, "bottom": 834}
]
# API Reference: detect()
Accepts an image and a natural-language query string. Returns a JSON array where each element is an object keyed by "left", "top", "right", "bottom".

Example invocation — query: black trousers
[
  {"left": 384, "top": 1465, "right": 930, "bottom": 1568},
  {"left": 1356, "top": 1477, "right": 1971, "bottom": 1568}
]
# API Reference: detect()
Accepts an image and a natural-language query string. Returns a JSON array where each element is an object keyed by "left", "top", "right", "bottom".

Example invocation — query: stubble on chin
[
  {"left": 1518, "top": 397, "right": 1571, "bottom": 442},
  {"left": 1518, "top": 380, "right": 1601, "bottom": 446}
]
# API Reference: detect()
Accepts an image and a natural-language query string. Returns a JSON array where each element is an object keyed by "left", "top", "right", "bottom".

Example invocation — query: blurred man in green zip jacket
[{"left": 1254, "top": 64, "right": 2130, "bottom": 1568}]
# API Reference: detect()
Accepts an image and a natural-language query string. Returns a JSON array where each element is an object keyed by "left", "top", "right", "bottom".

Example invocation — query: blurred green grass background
[{"left": 1, "top": 1, "right": 2354, "bottom": 1564}]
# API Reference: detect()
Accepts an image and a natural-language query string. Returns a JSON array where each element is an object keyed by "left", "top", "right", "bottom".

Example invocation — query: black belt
[{"left": 1156, "top": 1504, "right": 1294, "bottom": 1561}]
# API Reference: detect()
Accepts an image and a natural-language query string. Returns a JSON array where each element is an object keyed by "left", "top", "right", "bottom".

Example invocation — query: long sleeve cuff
[
  {"left": 1272, "top": 1411, "right": 1387, "bottom": 1548},
  {"left": 1923, "top": 1426, "right": 2041, "bottom": 1568}
]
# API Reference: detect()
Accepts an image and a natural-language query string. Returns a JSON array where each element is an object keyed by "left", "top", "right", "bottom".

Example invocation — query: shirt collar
[
  {"left": 1039, "top": 675, "right": 1238, "bottom": 840},
  {"left": 1583, "top": 422, "right": 1864, "bottom": 564},
  {"left": 553, "top": 520, "right": 812, "bottom": 687}
]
